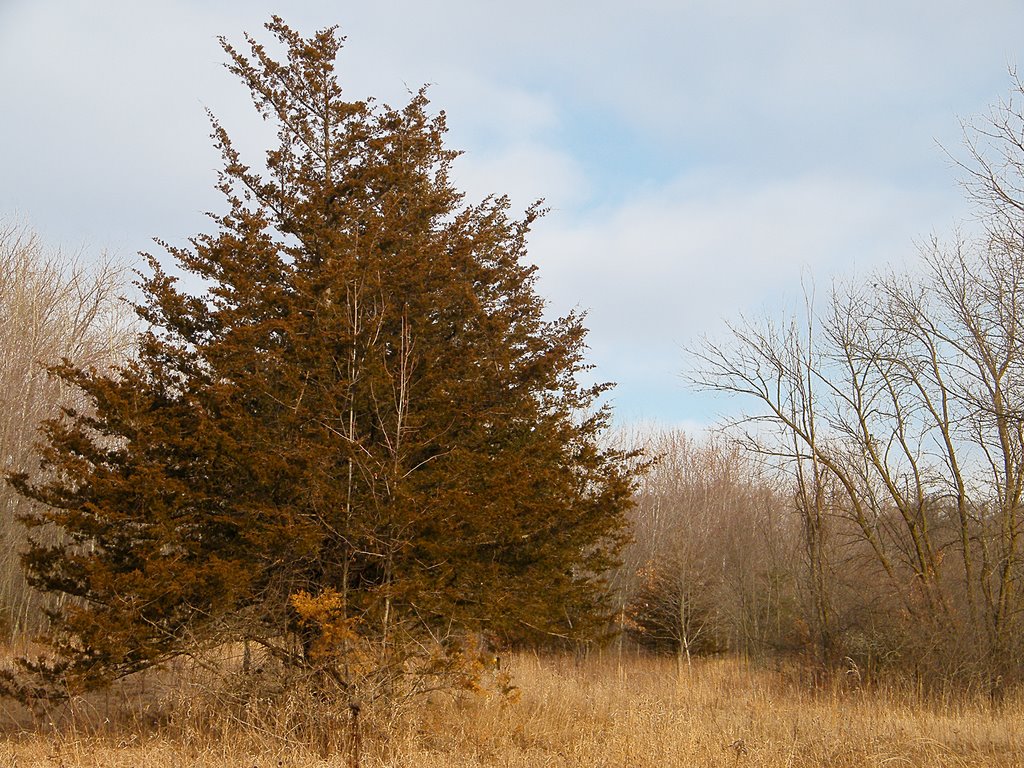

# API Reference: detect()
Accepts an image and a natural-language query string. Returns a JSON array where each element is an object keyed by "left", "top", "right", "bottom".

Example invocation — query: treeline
[{"left": 612, "top": 425, "right": 1024, "bottom": 697}]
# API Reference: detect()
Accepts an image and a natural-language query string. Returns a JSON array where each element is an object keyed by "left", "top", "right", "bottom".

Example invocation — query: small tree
[{"left": 8, "top": 18, "right": 638, "bottom": 698}]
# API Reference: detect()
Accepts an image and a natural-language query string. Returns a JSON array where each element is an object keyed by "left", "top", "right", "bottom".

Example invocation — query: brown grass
[{"left": 0, "top": 653, "right": 1021, "bottom": 766}]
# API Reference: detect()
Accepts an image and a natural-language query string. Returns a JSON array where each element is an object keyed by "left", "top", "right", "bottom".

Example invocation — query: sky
[{"left": 2, "top": 1, "right": 1022, "bottom": 430}]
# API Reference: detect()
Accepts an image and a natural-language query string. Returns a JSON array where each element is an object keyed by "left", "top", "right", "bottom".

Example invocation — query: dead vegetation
[{"left": 0, "top": 652, "right": 1018, "bottom": 767}]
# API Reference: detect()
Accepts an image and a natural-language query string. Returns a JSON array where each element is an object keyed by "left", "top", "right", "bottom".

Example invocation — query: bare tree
[{"left": 692, "top": 76, "right": 1024, "bottom": 693}]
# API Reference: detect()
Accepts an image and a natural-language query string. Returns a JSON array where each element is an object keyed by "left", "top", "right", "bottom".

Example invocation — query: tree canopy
[{"left": 9, "top": 17, "right": 639, "bottom": 694}]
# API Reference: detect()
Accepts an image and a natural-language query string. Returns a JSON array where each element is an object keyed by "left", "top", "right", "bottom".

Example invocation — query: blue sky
[{"left": 2, "top": 1, "right": 1022, "bottom": 429}]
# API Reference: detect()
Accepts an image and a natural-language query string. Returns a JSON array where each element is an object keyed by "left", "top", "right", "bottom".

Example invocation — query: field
[{"left": 0, "top": 653, "right": 1020, "bottom": 767}]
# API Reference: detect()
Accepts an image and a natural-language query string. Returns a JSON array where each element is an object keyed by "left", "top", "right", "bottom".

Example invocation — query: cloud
[
  {"left": 527, "top": 168, "right": 963, "bottom": 423},
  {"left": 534, "top": 170, "right": 955, "bottom": 330},
  {"left": 452, "top": 144, "right": 588, "bottom": 212}
]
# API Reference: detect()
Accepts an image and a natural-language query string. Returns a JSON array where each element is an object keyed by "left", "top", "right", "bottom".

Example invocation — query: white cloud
[
  {"left": 428, "top": 73, "right": 559, "bottom": 146},
  {"left": 452, "top": 143, "right": 588, "bottom": 212},
  {"left": 526, "top": 169, "right": 963, "bottom": 422},
  {"left": 533, "top": 170, "right": 955, "bottom": 333}
]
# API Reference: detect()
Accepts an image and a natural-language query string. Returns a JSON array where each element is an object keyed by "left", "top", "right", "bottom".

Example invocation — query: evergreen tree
[{"left": 8, "top": 17, "right": 638, "bottom": 693}]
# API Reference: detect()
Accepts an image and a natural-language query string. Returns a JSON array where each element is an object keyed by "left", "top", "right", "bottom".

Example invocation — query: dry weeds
[{"left": 0, "top": 653, "right": 1020, "bottom": 766}]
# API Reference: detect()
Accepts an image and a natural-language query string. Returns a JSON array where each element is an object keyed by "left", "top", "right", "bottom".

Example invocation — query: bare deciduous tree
[{"left": 692, "top": 76, "right": 1024, "bottom": 693}]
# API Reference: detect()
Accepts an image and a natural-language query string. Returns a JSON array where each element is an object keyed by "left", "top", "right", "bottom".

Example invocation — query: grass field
[{"left": 0, "top": 653, "right": 1020, "bottom": 766}]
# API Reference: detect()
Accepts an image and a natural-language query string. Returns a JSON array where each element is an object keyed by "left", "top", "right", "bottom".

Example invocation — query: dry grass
[{"left": 0, "top": 653, "right": 1021, "bottom": 766}]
